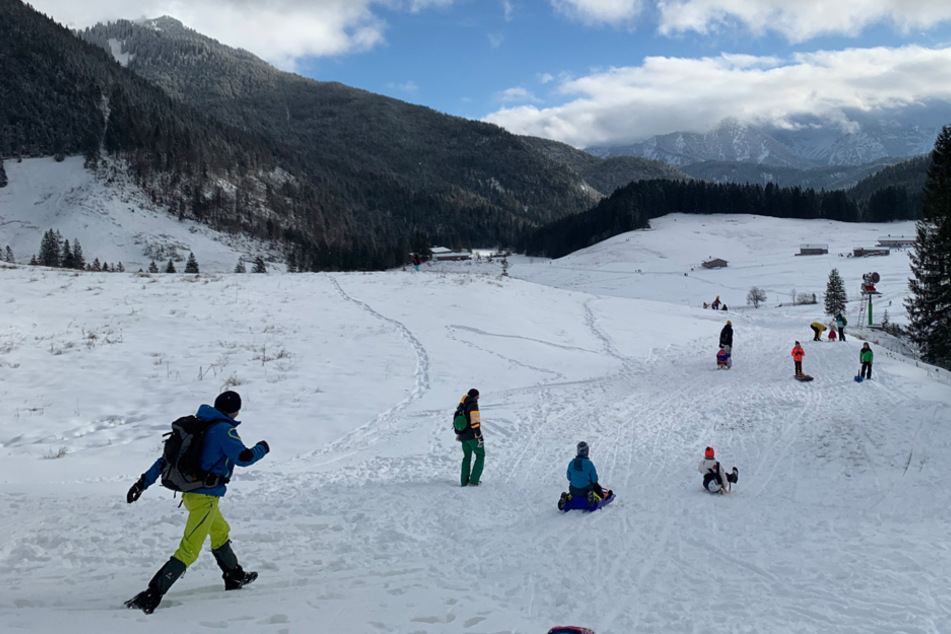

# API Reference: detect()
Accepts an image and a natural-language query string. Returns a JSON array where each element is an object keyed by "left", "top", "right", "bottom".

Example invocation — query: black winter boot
[
  {"left": 213, "top": 541, "right": 258, "bottom": 590},
  {"left": 124, "top": 557, "right": 187, "bottom": 614}
]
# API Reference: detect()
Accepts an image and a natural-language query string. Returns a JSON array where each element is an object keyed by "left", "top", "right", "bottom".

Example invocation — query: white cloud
[
  {"left": 488, "top": 32, "right": 505, "bottom": 48},
  {"left": 483, "top": 45, "right": 951, "bottom": 147},
  {"left": 657, "top": 0, "right": 951, "bottom": 42},
  {"left": 502, "top": 0, "right": 515, "bottom": 22},
  {"left": 387, "top": 80, "right": 420, "bottom": 94},
  {"left": 550, "top": 0, "right": 645, "bottom": 24},
  {"left": 28, "top": 0, "right": 453, "bottom": 71},
  {"left": 494, "top": 86, "right": 542, "bottom": 103}
]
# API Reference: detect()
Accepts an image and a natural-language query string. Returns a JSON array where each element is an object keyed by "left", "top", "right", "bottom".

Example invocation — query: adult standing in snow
[
  {"left": 698, "top": 446, "right": 738, "bottom": 494},
  {"left": 835, "top": 312, "right": 847, "bottom": 342},
  {"left": 455, "top": 388, "right": 484, "bottom": 486},
  {"left": 810, "top": 321, "right": 826, "bottom": 342},
  {"left": 565, "top": 441, "right": 608, "bottom": 504},
  {"left": 124, "top": 391, "right": 270, "bottom": 614},
  {"left": 791, "top": 341, "right": 805, "bottom": 377},
  {"left": 719, "top": 320, "right": 733, "bottom": 355},
  {"left": 860, "top": 343, "right": 874, "bottom": 380},
  {"left": 711, "top": 295, "right": 721, "bottom": 310}
]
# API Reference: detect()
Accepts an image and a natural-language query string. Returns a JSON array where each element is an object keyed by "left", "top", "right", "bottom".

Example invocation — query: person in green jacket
[
  {"left": 860, "top": 343, "right": 874, "bottom": 380},
  {"left": 454, "top": 388, "right": 484, "bottom": 486}
]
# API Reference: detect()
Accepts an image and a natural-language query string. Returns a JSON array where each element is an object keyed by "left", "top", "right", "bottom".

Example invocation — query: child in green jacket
[{"left": 860, "top": 343, "right": 874, "bottom": 380}]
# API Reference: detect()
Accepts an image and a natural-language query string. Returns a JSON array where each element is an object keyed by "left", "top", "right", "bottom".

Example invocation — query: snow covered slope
[
  {"left": 0, "top": 157, "right": 274, "bottom": 273},
  {"left": 1, "top": 214, "right": 948, "bottom": 634}
]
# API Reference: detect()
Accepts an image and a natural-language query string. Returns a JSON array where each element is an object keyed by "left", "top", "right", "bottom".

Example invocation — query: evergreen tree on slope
[
  {"left": 905, "top": 126, "right": 951, "bottom": 370},
  {"left": 38, "top": 229, "right": 61, "bottom": 267},
  {"left": 185, "top": 252, "right": 199, "bottom": 274},
  {"left": 824, "top": 268, "right": 847, "bottom": 317}
]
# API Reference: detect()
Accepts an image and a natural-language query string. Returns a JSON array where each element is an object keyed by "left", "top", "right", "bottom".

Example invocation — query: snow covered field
[{"left": 2, "top": 161, "right": 951, "bottom": 633}]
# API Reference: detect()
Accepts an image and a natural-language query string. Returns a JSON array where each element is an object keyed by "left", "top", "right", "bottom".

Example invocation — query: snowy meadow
[{"left": 2, "top": 161, "right": 950, "bottom": 634}]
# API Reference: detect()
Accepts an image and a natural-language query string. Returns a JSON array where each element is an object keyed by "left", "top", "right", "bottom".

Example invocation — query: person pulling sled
[
  {"left": 558, "top": 441, "right": 614, "bottom": 511},
  {"left": 698, "top": 446, "right": 738, "bottom": 494}
]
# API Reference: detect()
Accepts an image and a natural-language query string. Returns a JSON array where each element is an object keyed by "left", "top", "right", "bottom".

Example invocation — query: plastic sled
[
  {"left": 854, "top": 375, "right": 864, "bottom": 383},
  {"left": 794, "top": 374, "right": 814, "bottom": 382},
  {"left": 558, "top": 491, "right": 615, "bottom": 512}
]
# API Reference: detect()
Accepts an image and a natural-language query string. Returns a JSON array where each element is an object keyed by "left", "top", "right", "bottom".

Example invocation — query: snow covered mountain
[
  {"left": 0, "top": 156, "right": 275, "bottom": 272},
  {"left": 2, "top": 207, "right": 949, "bottom": 633},
  {"left": 588, "top": 111, "right": 946, "bottom": 169}
]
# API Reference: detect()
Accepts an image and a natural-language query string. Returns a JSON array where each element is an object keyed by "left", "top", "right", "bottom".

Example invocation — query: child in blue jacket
[{"left": 565, "top": 441, "right": 610, "bottom": 504}]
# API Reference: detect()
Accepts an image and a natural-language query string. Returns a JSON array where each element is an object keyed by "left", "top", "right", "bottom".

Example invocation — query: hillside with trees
[
  {"left": 520, "top": 179, "right": 871, "bottom": 258},
  {"left": 78, "top": 17, "right": 601, "bottom": 257}
]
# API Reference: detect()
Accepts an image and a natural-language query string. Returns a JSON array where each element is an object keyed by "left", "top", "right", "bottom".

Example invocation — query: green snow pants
[
  {"left": 461, "top": 438, "right": 485, "bottom": 486},
  {"left": 172, "top": 492, "right": 231, "bottom": 567}
]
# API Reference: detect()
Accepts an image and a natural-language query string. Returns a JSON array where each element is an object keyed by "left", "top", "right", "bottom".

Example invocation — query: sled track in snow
[{"left": 304, "top": 277, "right": 431, "bottom": 459}]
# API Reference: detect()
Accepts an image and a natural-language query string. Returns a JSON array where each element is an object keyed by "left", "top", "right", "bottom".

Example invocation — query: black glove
[
  {"left": 256, "top": 440, "right": 270, "bottom": 454},
  {"left": 126, "top": 476, "right": 145, "bottom": 504},
  {"left": 477, "top": 436, "right": 484, "bottom": 448}
]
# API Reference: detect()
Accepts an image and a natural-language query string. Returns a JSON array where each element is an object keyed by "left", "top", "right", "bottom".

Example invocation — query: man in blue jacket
[{"left": 124, "top": 391, "right": 270, "bottom": 614}]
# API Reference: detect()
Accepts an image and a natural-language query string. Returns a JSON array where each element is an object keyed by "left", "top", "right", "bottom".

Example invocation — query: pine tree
[
  {"left": 117, "top": 262, "right": 125, "bottom": 272},
  {"left": 165, "top": 259, "right": 177, "bottom": 273},
  {"left": 252, "top": 257, "right": 267, "bottom": 273},
  {"left": 905, "top": 126, "right": 951, "bottom": 369},
  {"left": 185, "top": 252, "right": 200, "bottom": 274},
  {"left": 148, "top": 260, "right": 159, "bottom": 273},
  {"left": 72, "top": 240, "right": 85, "bottom": 270},
  {"left": 0, "top": 160, "right": 7, "bottom": 188},
  {"left": 4, "top": 245, "right": 14, "bottom": 263},
  {"left": 38, "top": 229, "right": 61, "bottom": 267},
  {"left": 234, "top": 259, "right": 247, "bottom": 273},
  {"left": 824, "top": 268, "right": 847, "bottom": 317},
  {"left": 92, "top": 258, "right": 102, "bottom": 272},
  {"left": 61, "top": 239, "right": 75, "bottom": 269}
]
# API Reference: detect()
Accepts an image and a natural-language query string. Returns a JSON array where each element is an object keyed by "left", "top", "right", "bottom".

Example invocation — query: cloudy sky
[{"left": 30, "top": 0, "right": 951, "bottom": 148}]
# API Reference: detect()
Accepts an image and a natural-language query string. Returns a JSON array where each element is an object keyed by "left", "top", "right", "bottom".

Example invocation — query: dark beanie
[
  {"left": 467, "top": 388, "right": 479, "bottom": 398},
  {"left": 577, "top": 441, "right": 589, "bottom": 458},
  {"left": 214, "top": 390, "right": 241, "bottom": 414}
]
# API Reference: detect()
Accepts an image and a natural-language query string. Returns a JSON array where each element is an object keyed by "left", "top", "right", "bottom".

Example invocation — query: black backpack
[{"left": 160, "top": 416, "right": 227, "bottom": 492}]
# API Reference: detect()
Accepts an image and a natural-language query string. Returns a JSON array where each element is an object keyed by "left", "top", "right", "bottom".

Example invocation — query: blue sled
[{"left": 558, "top": 491, "right": 616, "bottom": 512}]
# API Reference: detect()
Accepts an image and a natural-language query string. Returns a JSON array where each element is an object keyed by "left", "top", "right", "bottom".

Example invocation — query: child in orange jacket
[{"left": 791, "top": 341, "right": 805, "bottom": 376}]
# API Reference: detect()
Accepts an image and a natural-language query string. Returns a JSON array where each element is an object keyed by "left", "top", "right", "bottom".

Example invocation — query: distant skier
[
  {"left": 791, "top": 341, "right": 805, "bottom": 377},
  {"left": 719, "top": 320, "right": 733, "bottom": 355},
  {"left": 698, "top": 446, "right": 738, "bottom": 494},
  {"left": 835, "top": 312, "right": 847, "bottom": 342},
  {"left": 564, "top": 441, "right": 610, "bottom": 504},
  {"left": 810, "top": 321, "right": 826, "bottom": 341},
  {"left": 860, "top": 343, "right": 874, "bottom": 380},
  {"left": 412, "top": 253, "right": 421, "bottom": 271}
]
